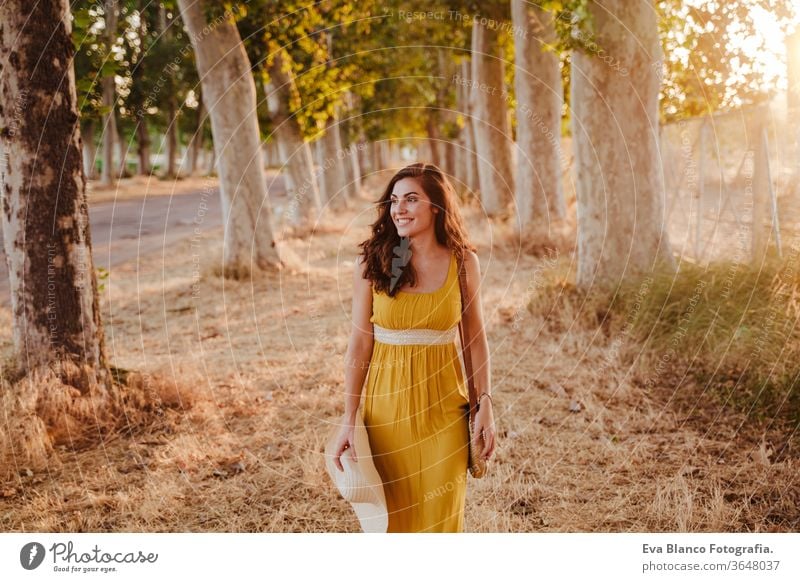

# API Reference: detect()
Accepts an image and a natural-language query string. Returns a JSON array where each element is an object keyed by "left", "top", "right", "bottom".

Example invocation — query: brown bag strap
[{"left": 456, "top": 252, "right": 478, "bottom": 420}]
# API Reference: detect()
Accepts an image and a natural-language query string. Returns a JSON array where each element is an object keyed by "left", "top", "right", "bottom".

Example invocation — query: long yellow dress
[{"left": 363, "top": 250, "right": 470, "bottom": 533}]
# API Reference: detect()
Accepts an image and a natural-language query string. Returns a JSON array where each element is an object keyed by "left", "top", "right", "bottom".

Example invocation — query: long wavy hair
[{"left": 358, "top": 162, "right": 476, "bottom": 297}]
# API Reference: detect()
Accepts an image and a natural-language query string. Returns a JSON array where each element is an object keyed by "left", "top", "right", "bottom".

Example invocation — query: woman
[{"left": 332, "top": 162, "right": 495, "bottom": 533}]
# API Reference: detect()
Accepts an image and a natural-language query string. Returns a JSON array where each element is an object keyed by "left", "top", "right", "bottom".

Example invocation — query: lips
[{"left": 395, "top": 217, "right": 413, "bottom": 226}]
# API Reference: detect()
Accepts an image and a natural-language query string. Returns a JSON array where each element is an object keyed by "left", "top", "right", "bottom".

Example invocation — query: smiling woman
[{"left": 328, "top": 162, "right": 496, "bottom": 533}]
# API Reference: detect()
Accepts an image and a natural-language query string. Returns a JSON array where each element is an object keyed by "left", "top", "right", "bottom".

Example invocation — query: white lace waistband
[{"left": 373, "top": 323, "right": 458, "bottom": 345}]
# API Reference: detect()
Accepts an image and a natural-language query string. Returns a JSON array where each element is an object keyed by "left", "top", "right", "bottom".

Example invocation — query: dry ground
[{"left": 1, "top": 171, "right": 798, "bottom": 532}]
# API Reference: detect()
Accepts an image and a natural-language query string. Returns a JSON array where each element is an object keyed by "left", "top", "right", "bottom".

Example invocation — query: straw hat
[{"left": 324, "top": 410, "right": 388, "bottom": 533}]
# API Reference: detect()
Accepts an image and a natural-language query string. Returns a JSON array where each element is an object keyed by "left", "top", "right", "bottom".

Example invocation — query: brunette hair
[{"left": 358, "top": 162, "right": 476, "bottom": 297}]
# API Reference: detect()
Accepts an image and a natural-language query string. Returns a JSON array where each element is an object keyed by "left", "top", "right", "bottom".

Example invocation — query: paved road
[{"left": 0, "top": 175, "right": 286, "bottom": 306}]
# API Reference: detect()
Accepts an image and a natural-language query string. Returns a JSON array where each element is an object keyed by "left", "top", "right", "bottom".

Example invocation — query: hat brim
[{"left": 324, "top": 413, "right": 388, "bottom": 533}]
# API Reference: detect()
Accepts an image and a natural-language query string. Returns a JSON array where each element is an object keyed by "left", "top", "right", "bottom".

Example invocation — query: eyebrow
[{"left": 390, "top": 191, "right": 420, "bottom": 198}]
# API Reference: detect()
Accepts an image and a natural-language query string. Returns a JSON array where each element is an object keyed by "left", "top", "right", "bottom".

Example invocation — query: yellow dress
[{"left": 363, "top": 250, "right": 470, "bottom": 533}]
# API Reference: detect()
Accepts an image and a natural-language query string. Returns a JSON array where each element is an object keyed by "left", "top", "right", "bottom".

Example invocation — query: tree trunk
[
  {"left": 318, "top": 115, "right": 350, "bottom": 208},
  {"left": 100, "top": 0, "right": 118, "bottom": 185},
  {"left": 205, "top": 146, "right": 216, "bottom": 176},
  {"left": 116, "top": 123, "right": 128, "bottom": 178},
  {"left": 82, "top": 120, "right": 97, "bottom": 179},
  {"left": 347, "top": 141, "right": 362, "bottom": 198},
  {"left": 470, "top": 20, "right": 514, "bottom": 217},
  {"left": 512, "top": 0, "right": 566, "bottom": 229},
  {"left": 372, "top": 141, "right": 384, "bottom": 171},
  {"left": 426, "top": 117, "right": 443, "bottom": 168},
  {"left": 0, "top": 0, "right": 117, "bottom": 458},
  {"left": 265, "top": 52, "right": 322, "bottom": 225},
  {"left": 187, "top": 99, "right": 204, "bottom": 176},
  {"left": 457, "top": 60, "right": 480, "bottom": 194},
  {"left": 571, "top": 0, "right": 674, "bottom": 290},
  {"left": 165, "top": 95, "right": 178, "bottom": 177},
  {"left": 358, "top": 140, "right": 373, "bottom": 177},
  {"left": 178, "top": 0, "right": 287, "bottom": 275},
  {"left": 136, "top": 116, "right": 151, "bottom": 175}
]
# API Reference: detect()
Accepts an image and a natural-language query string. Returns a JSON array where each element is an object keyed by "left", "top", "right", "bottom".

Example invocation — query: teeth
[{"left": 397, "top": 218, "right": 412, "bottom": 225}]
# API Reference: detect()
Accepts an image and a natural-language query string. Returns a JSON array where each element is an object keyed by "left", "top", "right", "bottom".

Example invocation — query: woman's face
[{"left": 389, "top": 177, "right": 439, "bottom": 237}]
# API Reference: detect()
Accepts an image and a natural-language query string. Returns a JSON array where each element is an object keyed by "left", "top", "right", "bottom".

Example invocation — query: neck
[{"left": 408, "top": 229, "right": 440, "bottom": 261}]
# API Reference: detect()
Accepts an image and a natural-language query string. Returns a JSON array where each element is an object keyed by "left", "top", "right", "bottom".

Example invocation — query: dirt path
[
  {"left": 0, "top": 172, "right": 287, "bottom": 306},
  {"left": 0, "top": 173, "right": 797, "bottom": 532}
]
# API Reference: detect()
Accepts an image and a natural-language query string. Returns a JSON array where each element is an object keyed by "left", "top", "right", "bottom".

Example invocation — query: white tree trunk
[
  {"left": 458, "top": 60, "right": 480, "bottom": 194},
  {"left": 100, "top": 0, "right": 118, "bottom": 185},
  {"left": 512, "top": 0, "right": 566, "bottom": 229},
  {"left": 265, "top": 52, "right": 322, "bottom": 225},
  {"left": 265, "top": 141, "right": 280, "bottom": 167},
  {"left": 187, "top": 98, "right": 204, "bottom": 176},
  {"left": 178, "top": 0, "right": 287, "bottom": 274},
  {"left": 347, "top": 141, "right": 362, "bottom": 199},
  {"left": 165, "top": 96, "right": 178, "bottom": 177},
  {"left": 82, "top": 120, "right": 97, "bottom": 179},
  {"left": 471, "top": 20, "right": 514, "bottom": 216},
  {"left": 571, "top": 0, "right": 674, "bottom": 289},
  {"left": 0, "top": 0, "right": 109, "bottom": 379}
]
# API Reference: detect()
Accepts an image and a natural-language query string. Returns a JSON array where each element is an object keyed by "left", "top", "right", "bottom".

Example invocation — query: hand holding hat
[{"left": 324, "top": 410, "right": 388, "bottom": 533}]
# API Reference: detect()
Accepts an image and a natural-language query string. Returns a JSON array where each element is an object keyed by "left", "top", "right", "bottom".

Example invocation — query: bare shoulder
[
  {"left": 354, "top": 254, "right": 367, "bottom": 276},
  {"left": 463, "top": 249, "right": 481, "bottom": 274},
  {"left": 460, "top": 249, "right": 482, "bottom": 294},
  {"left": 353, "top": 254, "right": 374, "bottom": 290}
]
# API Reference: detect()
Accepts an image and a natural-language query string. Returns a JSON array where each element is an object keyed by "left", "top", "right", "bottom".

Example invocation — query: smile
[{"left": 395, "top": 218, "right": 413, "bottom": 225}]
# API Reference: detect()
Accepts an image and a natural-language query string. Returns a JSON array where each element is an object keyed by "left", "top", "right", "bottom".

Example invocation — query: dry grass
[{"left": 0, "top": 173, "right": 798, "bottom": 532}]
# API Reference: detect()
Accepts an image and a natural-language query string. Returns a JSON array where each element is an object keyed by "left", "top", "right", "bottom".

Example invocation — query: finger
[
  {"left": 481, "top": 431, "right": 494, "bottom": 458},
  {"left": 480, "top": 433, "right": 492, "bottom": 458},
  {"left": 350, "top": 439, "right": 358, "bottom": 463},
  {"left": 334, "top": 441, "right": 348, "bottom": 471},
  {"left": 486, "top": 435, "right": 496, "bottom": 459}
]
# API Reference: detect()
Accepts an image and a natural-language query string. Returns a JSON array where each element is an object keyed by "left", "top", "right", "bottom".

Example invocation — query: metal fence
[{"left": 660, "top": 96, "right": 799, "bottom": 264}]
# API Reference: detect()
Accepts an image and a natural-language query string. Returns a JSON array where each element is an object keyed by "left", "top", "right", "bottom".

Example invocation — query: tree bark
[
  {"left": 0, "top": 0, "right": 110, "bottom": 384},
  {"left": 571, "top": 0, "right": 674, "bottom": 290},
  {"left": 470, "top": 20, "right": 514, "bottom": 216},
  {"left": 512, "top": 0, "right": 566, "bottom": 229},
  {"left": 100, "top": 0, "right": 118, "bottom": 185},
  {"left": 265, "top": 52, "right": 322, "bottom": 225},
  {"left": 178, "top": 0, "right": 287, "bottom": 275}
]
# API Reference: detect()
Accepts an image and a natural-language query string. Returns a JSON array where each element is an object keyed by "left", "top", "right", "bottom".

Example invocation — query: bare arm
[
  {"left": 342, "top": 254, "right": 374, "bottom": 422},
  {"left": 462, "top": 250, "right": 496, "bottom": 459},
  {"left": 462, "top": 250, "right": 491, "bottom": 399}
]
